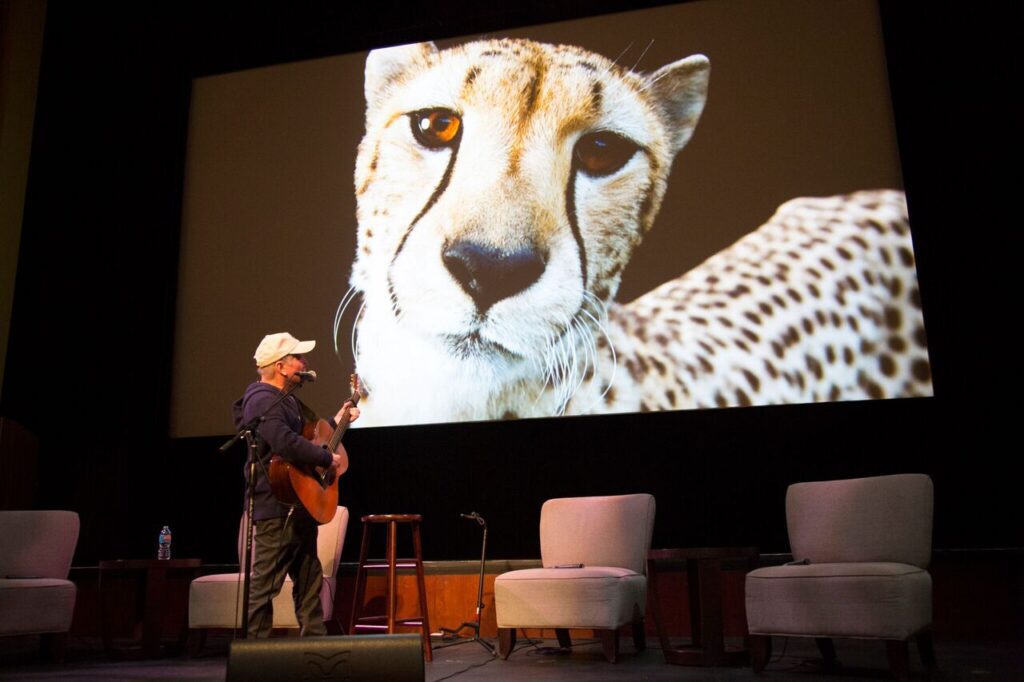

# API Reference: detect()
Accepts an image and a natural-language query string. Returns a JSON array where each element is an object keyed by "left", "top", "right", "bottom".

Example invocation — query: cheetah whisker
[
  {"left": 538, "top": 322, "right": 573, "bottom": 412},
  {"left": 599, "top": 42, "right": 633, "bottom": 79},
  {"left": 578, "top": 294, "right": 618, "bottom": 412},
  {"left": 351, "top": 300, "right": 367, "bottom": 368},
  {"left": 534, "top": 327, "right": 563, "bottom": 407},
  {"left": 564, "top": 321, "right": 584, "bottom": 409},
  {"left": 572, "top": 327, "right": 595, "bottom": 408},
  {"left": 333, "top": 286, "right": 360, "bottom": 359},
  {"left": 532, "top": 293, "right": 615, "bottom": 415},
  {"left": 629, "top": 39, "right": 655, "bottom": 73}
]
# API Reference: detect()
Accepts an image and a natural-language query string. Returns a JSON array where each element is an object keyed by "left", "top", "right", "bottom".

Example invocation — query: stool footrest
[
  {"left": 354, "top": 617, "right": 425, "bottom": 627},
  {"left": 360, "top": 561, "right": 420, "bottom": 569}
]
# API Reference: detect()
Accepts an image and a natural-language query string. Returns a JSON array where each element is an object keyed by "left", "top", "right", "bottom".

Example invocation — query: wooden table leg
[
  {"left": 647, "top": 558, "right": 674, "bottom": 656},
  {"left": 697, "top": 557, "right": 724, "bottom": 664},
  {"left": 141, "top": 563, "right": 168, "bottom": 657},
  {"left": 656, "top": 553, "right": 752, "bottom": 667}
]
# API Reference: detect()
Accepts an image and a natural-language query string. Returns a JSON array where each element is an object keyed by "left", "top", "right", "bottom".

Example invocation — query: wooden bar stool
[{"left": 349, "top": 514, "right": 432, "bottom": 661}]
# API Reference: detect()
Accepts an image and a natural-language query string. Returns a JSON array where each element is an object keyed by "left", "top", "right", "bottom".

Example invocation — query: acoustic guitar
[{"left": 268, "top": 376, "right": 361, "bottom": 524}]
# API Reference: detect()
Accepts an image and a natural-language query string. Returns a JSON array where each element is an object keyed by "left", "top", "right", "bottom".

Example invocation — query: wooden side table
[
  {"left": 98, "top": 558, "right": 202, "bottom": 658},
  {"left": 647, "top": 547, "right": 758, "bottom": 667}
]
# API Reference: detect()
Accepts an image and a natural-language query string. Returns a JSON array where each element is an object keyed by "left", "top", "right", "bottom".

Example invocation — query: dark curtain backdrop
[{"left": 2, "top": 1, "right": 1019, "bottom": 565}]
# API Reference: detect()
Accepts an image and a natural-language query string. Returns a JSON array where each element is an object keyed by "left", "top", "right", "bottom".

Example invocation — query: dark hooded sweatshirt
[{"left": 232, "top": 382, "right": 334, "bottom": 521}]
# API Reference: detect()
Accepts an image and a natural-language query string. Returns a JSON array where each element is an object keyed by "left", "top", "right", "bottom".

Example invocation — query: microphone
[
  {"left": 460, "top": 511, "right": 486, "bottom": 526},
  {"left": 294, "top": 370, "right": 317, "bottom": 383}
]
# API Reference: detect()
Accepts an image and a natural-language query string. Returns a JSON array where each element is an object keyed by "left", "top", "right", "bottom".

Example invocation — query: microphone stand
[
  {"left": 437, "top": 513, "right": 497, "bottom": 655},
  {"left": 218, "top": 375, "right": 307, "bottom": 638}
]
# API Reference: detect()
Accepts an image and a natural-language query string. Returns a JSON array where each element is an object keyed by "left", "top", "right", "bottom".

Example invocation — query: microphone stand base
[{"left": 433, "top": 624, "right": 497, "bottom": 655}]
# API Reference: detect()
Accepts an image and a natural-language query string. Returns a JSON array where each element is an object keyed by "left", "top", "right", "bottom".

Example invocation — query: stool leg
[
  {"left": 387, "top": 521, "right": 398, "bottom": 634},
  {"left": 413, "top": 522, "right": 433, "bottom": 661},
  {"left": 349, "top": 522, "right": 372, "bottom": 632}
]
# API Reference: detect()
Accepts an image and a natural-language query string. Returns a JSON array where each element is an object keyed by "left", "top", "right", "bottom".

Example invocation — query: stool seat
[
  {"left": 362, "top": 514, "right": 423, "bottom": 523},
  {"left": 350, "top": 514, "right": 432, "bottom": 662}
]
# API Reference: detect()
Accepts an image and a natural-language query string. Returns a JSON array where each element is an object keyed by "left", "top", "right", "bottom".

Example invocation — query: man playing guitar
[{"left": 231, "top": 332, "right": 360, "bottom": 638}]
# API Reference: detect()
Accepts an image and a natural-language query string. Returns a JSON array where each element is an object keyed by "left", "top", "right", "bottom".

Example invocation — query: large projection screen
[{"left": 172, "top": 0, "right": 930, "bottom": 437}]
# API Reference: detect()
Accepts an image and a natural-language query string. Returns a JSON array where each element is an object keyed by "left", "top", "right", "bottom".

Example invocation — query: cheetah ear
[
  {"left": 365, "top": 42, "right": 438, "bottom": 115},
  {"left": 646, "top": 54, "right": 710, "bottom": 155}
]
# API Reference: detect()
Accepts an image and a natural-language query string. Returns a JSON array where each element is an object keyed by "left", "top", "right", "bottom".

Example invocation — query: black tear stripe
[
  {"left": 564, "top": 77, "right": 602, "bottom": 285},
  {"left": 386, "top": 138, "right": 462, "bottom": 320},
  {"left": 564, "top": 165, "right": 589, "bottom": 296}
]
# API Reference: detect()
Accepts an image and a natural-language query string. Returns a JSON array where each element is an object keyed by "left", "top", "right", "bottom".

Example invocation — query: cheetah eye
[
  {"left": 574, "top": 131, "right": 640, "bottom": 177},
  {"left": 410, "top": 109, "right": 462, "bottom": 149}
]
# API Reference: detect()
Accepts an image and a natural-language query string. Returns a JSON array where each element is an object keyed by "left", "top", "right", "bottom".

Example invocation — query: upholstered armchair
[
  {"left": 745, "top": 474, "right": 935, "bottom": 680},
  {"left": 494, "top": 494, "right": 656, "bottom": 663},
  {"left": 188, "top": 507, "right": 348, "bottom": 651},
  {"left": 0, "top": 510, "right": 81, "bottom": 661}
]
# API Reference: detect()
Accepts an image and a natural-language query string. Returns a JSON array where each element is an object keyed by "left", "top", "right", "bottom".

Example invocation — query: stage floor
[{"left": 1, "top": 633, "right": 1021, "bottom": 681}]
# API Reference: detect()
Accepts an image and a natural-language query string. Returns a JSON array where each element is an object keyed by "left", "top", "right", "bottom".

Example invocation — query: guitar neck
[{"left": 328, "top": 393, "right": 360, "bottom": 451}]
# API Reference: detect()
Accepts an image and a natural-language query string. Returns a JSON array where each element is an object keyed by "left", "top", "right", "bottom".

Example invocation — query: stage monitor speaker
[{"left": 227, "top": 634, "right": 424, "bottom": 681}]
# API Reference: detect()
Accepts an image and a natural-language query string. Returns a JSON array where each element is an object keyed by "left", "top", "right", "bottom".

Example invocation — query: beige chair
[
  {"left": 745, "top": 474, "right": 935, "bottom": 680},
  {"left": 188, "top": 507, "right": 348, "bottom": 650},
  {"left": 494, "top": 494, "right": 655, "bottom": 663},
  {"left": 0, "top": 510, "right": 80, "bottom": 661}
]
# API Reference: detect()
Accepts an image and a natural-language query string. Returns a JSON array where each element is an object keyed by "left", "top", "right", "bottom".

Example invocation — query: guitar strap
[{"left": 295, "top": 396, "right": 320, "bottom": 425}]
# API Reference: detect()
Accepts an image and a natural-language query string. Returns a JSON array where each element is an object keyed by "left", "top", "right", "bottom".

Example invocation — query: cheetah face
[{"left": 350, "top": 39, "right": 708, "bottom": 417}]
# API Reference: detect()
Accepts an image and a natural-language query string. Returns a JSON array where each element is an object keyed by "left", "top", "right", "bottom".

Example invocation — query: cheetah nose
[{"left": 443, "top": 241, "right": 546, "bottom": 314}]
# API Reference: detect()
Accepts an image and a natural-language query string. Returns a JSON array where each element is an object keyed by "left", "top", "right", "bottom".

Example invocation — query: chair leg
[
  {"left": 816, "top": 637, "right": 839, "bottom": 669},
  {"left": 186, "top": 628, "right": 207, "bottom": 657},
  {"left": 498, "top": 627, "right": 516, "bottom": 659},
  {"left": 749, "top": 634, "right": 771, "bottom": 672},
  {"left": 39, "top": 633, "right": 67, "bottom": 663},
  {"left": 916, "top": 629, "right": 937, "bottom": 671},
  {"left": 632, "top": 619, "right": 646, "bottom": 652},
  {"left": 555, "top": 628, "right": 572, "bottom": 649},
  {"left": 886, "top": 639, "right": 911, "bottom": 681},
  {"left": 599, "top": 629, "right": 619, "bottom": 663}
]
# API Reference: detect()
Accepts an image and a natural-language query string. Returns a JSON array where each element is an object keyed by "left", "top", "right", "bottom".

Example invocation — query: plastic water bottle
[{"left": 158, "top": 525, "right": 172, "bottom": 560}]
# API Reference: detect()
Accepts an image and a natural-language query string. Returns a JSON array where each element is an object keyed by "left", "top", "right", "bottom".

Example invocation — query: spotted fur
[{"left": 340, "top": 39, "right": 931, "bottom": 426}]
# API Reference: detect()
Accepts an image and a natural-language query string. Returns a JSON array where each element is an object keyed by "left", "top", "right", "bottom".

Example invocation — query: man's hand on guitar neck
[{"left": 334, "top": 401, "right": 360, "bottom": 426}]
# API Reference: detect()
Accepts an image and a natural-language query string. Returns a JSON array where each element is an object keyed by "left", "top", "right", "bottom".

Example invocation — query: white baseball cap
[{"left": 254, "top": 332, "right": 316, "bottom": 367}]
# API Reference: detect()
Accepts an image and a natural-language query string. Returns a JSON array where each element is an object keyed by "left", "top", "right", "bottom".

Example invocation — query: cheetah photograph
[{"left": 172, "top": 0, "right": 932, "bottom": 436}]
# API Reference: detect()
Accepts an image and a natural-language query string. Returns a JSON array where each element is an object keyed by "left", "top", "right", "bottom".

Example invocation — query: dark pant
[{"left": 247, "top": 513, "right": 326, "bottom": 638}]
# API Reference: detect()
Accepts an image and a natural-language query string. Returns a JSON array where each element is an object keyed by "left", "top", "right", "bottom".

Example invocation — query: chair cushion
[
  {"left": 0, "top": 579, "right": 77, "bottom": 635},
  {"left": 494, "top": 567, "right": 646, "bottom": 629},
  {"left": 188, "top": 573, "right": 336, "bottom": 629},
  {"left": 745, "top": 562, "right": 931, "bottom": 639}
]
